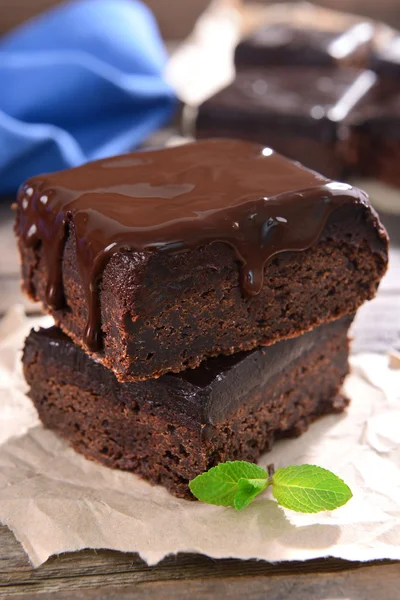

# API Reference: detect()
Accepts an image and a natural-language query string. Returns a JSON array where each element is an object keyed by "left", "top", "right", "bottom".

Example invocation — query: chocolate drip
[{"left": 17, "top": 139, "right": 369, "bottom": 353}]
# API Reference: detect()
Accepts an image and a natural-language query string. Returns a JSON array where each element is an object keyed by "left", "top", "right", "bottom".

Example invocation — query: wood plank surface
[
  {"left": 0, "top": 524, "right": 399, "bottom": 598},
  {"left": 6, "top": 564, "right": 400, "bottom": 600}
]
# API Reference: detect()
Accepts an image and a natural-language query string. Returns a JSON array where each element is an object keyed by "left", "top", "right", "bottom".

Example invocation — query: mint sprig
[{"left": 189, "top": 461, "right": 352, "bottom": 513}]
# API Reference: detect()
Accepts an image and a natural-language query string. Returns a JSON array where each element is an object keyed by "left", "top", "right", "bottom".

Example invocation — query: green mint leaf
[
  {"left": 233, "top": 478, "right": 269, "bottom": 511},
  {"left": 189, "top": 461, "right": 268, "bottom": 507},
  {"left": 272, "top": 465, "right": 353, "bottom": 513}
]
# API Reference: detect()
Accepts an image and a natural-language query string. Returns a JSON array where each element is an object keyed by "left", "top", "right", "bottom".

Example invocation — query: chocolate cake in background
[
  {"left": 195, "top": 68, "right": 377, "bottom": 179},
  {"left": 346, "top": 36, "right": 400, "bottom": 188},
  {"left": 235, "top": 22, "right": 376, "bottom": 70},
  {"left": 370, "top": 35, "right": 400, "bottom": 79},
  {"left": 194, "top": 14, "right": 400, "bottom": 188},
  {"left": 347, "top": 85, "right": 400, "bottom": 188}
]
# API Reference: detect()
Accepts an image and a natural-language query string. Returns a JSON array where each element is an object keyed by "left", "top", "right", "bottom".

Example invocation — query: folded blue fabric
[{"left": 0, "top": 0, "right": 177, "bottom": 194}]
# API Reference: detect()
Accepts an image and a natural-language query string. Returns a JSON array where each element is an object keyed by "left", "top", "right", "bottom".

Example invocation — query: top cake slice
[{"left": 15, "top": 139, "right": 388, "bottom": 381}]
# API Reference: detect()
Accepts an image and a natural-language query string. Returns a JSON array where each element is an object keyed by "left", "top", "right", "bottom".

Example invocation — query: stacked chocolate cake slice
[{"left": 16, "top": 139, "right": 388, "bottom": 498}]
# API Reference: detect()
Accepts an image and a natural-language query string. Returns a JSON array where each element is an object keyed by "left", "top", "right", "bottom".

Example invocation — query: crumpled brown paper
[{"left": 0, "top": 306, "right": 399, "bottom": 567}]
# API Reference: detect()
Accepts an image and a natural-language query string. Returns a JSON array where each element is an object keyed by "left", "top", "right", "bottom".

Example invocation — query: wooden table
[{"left": 0, "top": 201, "right": 400, "bottom": 598}]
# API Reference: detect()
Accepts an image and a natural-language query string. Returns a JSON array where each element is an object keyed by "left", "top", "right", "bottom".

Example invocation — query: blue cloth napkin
[{"left": 0, "top": 0, "right": 177, "bottom": 194}]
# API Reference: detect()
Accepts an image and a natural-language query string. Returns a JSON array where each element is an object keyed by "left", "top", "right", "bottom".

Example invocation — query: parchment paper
[{"left": 0, "top": 305, "right": 399, "bottom": 567}]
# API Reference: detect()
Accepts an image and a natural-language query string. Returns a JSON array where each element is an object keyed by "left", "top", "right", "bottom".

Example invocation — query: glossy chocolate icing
[{"left": 17, "top": 139, "right": 369, "bottom": 352}]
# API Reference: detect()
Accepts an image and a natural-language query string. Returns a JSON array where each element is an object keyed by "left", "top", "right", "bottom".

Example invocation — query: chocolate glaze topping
[{"left": 17, "top": 139, "right": 370, "bottom": 352}]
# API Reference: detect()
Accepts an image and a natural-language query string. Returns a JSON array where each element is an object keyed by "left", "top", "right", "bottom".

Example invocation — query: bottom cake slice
[{"left": 23, "top": 316, "right": 353, "bottom": 499}]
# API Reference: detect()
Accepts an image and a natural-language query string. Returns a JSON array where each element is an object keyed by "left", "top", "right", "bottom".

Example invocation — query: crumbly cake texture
[
  {"left": 23, "top": 317, "right": 352, "bottom": 499},
  {"left": 15, "top": 140, "right": 388, "bottom": 382},
  {"left": 195, "top": 69, "right": 377, "bottom": 178}
]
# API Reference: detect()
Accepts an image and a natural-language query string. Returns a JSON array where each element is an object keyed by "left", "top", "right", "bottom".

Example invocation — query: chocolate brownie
[
  {"left": 235, "top": 23, "right": 375, "bottom": 70},
  {"left": 15, "top": 140, "right": 388, "bottom": 382},
  {"left": 23, "top": 317, "right": 352, "bottom": 498},
  {"left": 347, "top": 86, "right": 400, "bottom": 188},
  {"left": 195, "top": 69, "right": 377, "bottom": 178},
  {"left": 343, "top": 37, "right": 400, "bottom": 188},
  {"left": 370, "top": 35, "right": 400, "bottom": 80}
]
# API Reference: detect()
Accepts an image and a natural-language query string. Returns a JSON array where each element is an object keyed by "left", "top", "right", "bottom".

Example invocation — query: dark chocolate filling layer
[{"left": 26, "top": 315, "right": 353, "bottom": 426}]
